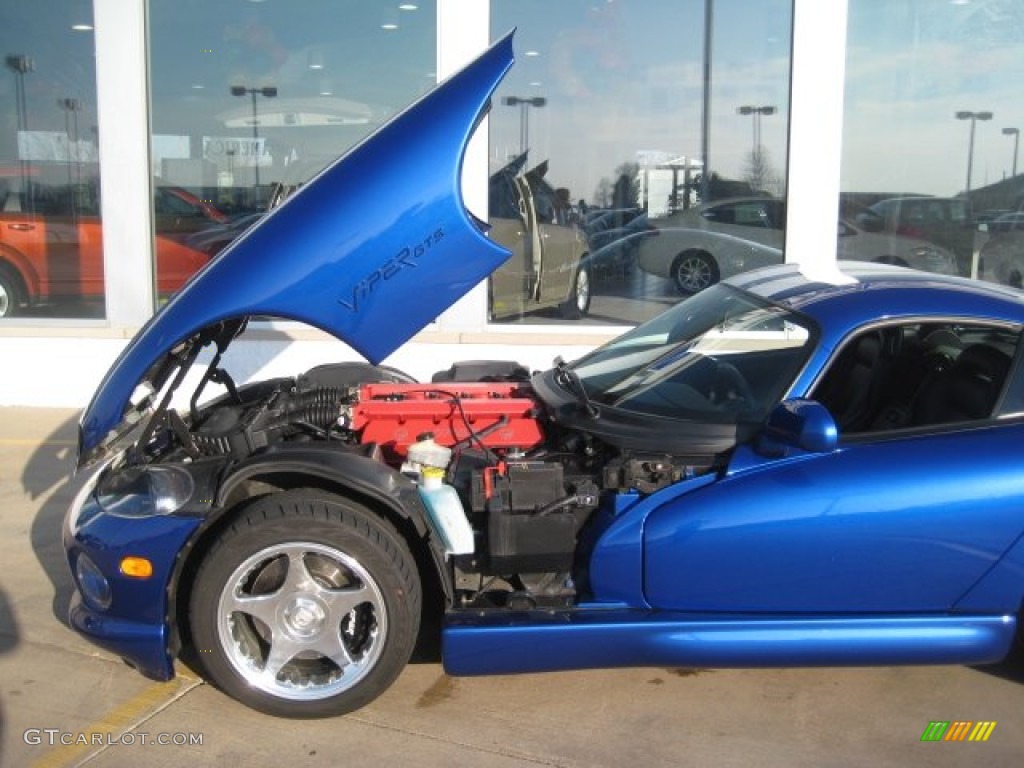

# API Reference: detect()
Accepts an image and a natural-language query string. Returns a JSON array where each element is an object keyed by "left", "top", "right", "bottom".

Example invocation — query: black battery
[{"left": 473, "top": 461, "right": 576, "bottom": 573}]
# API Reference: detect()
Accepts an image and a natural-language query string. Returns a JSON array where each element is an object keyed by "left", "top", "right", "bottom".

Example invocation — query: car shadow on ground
[
  {"left": 976, "top": 641, "right": 1024, "bottom": 684},
  {"left": 0, "top": 585, "right": 19, "bottom": 768},
  {"left": 25, "top": 414, "right": 80, "bottom": 629}
]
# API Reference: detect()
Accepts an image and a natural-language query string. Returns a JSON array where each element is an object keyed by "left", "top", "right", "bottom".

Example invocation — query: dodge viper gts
[{"left": 64, "top": 33, "right": 1024, "bottom": 718}]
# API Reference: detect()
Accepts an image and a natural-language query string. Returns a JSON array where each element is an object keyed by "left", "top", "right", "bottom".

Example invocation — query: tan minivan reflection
[{"left": 488, "top": 159, "right": 590, "bottom": 320}]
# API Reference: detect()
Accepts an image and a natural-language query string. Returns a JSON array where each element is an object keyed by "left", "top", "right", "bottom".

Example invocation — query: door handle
[{"left": 7, "top": 223, "right": 34, "bottom": 231}]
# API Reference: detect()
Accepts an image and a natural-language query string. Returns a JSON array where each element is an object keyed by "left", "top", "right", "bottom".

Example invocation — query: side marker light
[{"left": 120, "top": 557, "right": 154, "bottom": 579}]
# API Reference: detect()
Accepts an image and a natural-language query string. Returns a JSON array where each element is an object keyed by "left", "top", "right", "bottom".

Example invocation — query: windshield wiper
[{"left": 554, "top": 356, "right": 599, "bottom": 418}]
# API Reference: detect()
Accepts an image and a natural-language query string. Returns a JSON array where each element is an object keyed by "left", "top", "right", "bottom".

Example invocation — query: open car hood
[{"left": 79, "top": 33, "right": 515, "bottom": 460}]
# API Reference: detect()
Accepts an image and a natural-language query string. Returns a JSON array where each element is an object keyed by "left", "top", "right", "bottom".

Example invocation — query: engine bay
[{"left": 141, "top": 354, "right": 714, "bottom": 609}]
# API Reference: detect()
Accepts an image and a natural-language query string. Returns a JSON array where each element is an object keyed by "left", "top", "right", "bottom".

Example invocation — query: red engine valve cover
[{"left": 351, "top": 382, "right": 545, "bottom": 459}]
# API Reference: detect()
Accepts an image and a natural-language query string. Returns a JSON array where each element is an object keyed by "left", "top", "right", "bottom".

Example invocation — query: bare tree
[
  {"left": 593, "top": 177, "right": 613, "bottom": 208},
  {"left": 743, "top": 147, "right": 784, "bottom": 197},
  {"left": 612, "top": 161, "right": 641, "bottom": 209}
]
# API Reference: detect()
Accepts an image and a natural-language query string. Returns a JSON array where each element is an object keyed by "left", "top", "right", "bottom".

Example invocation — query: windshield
[{"left": 571, "top": 285, "right": 816, "bottom": 422}]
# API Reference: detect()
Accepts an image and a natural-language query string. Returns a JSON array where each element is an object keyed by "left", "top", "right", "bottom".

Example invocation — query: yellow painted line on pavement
[{"left": 29, "top": 668, "right": 202, "bottom": 768}]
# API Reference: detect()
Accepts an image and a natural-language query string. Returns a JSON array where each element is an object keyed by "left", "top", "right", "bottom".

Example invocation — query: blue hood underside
[{"left": 80, "top": 32, "right": 516, "bottom": 459}]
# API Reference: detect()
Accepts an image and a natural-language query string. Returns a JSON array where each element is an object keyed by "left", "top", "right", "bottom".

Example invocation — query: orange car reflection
[{"left": 0, "top": 181, "right": 226, "bottom": 317}]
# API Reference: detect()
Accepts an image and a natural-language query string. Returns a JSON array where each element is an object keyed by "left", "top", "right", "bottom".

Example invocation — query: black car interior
[{"left": 812, "top": 323, "right": 1017, "bottom": 434}]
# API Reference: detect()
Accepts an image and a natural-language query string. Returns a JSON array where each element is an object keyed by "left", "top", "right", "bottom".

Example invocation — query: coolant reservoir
[
  {"left": 418, "top": 469, "right": 474, "bottom": 555},
  {"left": 407, "top": 434, "right": 473, "bottom": 555}
]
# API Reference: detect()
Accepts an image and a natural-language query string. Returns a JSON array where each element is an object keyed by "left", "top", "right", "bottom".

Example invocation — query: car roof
[
  {"left": 729, "top": 263, "right": 1024, "bottom": 342},
  {"left": 705, "top": 196, "right": 779, "bottom": 207}
]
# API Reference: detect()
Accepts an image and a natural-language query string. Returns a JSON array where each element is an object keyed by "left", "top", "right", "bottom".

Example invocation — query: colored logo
[{"left": 920, "top": 721, "right": 996, "bottom": 742}]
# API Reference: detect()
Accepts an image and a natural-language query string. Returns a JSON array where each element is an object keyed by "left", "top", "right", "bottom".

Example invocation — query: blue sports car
[{"left": 64, "top": 33, "right": 1024, "bottom": 718}]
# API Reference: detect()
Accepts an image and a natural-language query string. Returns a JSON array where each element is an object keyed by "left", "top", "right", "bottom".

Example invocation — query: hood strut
[
  {"left": 189, "top": 341, "right": 240, "bottom": 424},
  {"left": 129, "top": 340, "right": 202, "bottom": 465}
]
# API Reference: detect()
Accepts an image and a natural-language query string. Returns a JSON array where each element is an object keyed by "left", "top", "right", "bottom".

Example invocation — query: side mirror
[{"left": 757, "top": 399, "right": 838, "bottom": 457}]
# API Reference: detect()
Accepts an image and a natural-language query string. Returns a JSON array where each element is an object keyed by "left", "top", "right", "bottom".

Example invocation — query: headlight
[
  {"left": 75, "top": 552, "right": 112, "bottom": 610},
  {"left": 96, "top": 465, "right": 195, "bottom": 518}
]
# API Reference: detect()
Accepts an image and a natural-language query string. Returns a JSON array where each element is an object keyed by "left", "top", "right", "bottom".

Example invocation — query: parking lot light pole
[
  {"left": 502, "top": 96, "right": 546, "bottom": 157},
  {"left": 737, "top": 105, "right": 777, "bottom": 157},
  {"left": 57, "top": 97, "right": 83, "bottom": 212},
  {"left": 1003, "top": 127, "right": 1019, "bottom": 178},
  {"left": 955, "top": 110, "right": 993, "bottom": 196},
  {"left": 231, "top": 85, "right": 278, "bottom": 190},
  {"left": 6, "top": 54, "right": 34, "bottom": 211}
]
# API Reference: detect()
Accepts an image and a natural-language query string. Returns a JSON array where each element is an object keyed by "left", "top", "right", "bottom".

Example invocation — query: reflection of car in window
[
  {"left": 986, "top": 212, "right": 1024, "bottom": 234},
  {"left": 635, "top": 196, "right": 959, "bottom": 295},
  {"left": 857, "top": 196, "right": 976, "bottom": 272},
  {"left": 0, "top": 179, "right": 221, "bottom": 317},
  {"left": 487, "top": 157, "right": 591, "bottom": 320}
]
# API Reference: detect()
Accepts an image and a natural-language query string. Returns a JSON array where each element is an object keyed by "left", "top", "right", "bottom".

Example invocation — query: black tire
[
  {"left": 671, "top": 250, "right": 719, "bottom": 294},
  {"left": 0, "top": 263, "right": 25, "bottom": 318},
  {"left": 559, "top": 263, "right": 592, "bottom": 319},
  {"left": 189, "top": 490, "right": 421, "bottom": 718}
]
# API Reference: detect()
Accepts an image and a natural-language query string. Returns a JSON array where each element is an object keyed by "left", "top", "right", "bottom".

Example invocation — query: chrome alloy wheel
[
  {"left": 672, "top": 252, "right": 718, "bottom": 293},
  {"left": 216, "top": 541, "right": 388, "bottom": 701},
  {"left": 574, "top": 266, "right": 591, "bottom": 313}
]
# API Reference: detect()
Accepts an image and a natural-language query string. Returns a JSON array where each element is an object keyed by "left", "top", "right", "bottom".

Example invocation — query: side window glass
[
  {"left": 701, "top": 205, "right": 726, "bottom": 224},
  {"left": 733, "top": 204, "right": 760, "bottom": 227},
  {"left": 996, "top": 345, "right": 1024, "bottom": 417},
  {"left": 530, "top": 180, "right": 556, "bottom": 224},
  {"left": 812, "top": 323, "right": 1018, "bottom": 435},
  {"left": 924, "top": 201, "right": 944, "bottom": 224},
  {"left": 154, "top": 189, "right": 171, "bottom": 215},
  {"left": 949, "top": 200, "right": 969, "bottom": 227},
  {"left": 157, "top": 189, "right": 197, "bottom": 217},
  {"left": 489, "top": 173, "right": 523, "bottom": 221}
]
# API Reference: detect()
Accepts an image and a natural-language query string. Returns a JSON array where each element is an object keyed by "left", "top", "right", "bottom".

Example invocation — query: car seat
[
  {"left": 911, "top": 344, "right": 1011, "bottom": 425},
  {"left": 815, "top": 331, "right": 887, "bottom": 432}
]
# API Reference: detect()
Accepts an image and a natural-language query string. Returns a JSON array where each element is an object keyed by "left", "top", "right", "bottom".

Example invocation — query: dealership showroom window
[{"left": 0, "top": 0, "right": 1020, "bottom": 406}]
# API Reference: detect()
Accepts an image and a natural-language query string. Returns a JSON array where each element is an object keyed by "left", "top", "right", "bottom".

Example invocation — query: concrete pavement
[{"left": 1, "top": 406, "right": 1022, "bottom": 767}]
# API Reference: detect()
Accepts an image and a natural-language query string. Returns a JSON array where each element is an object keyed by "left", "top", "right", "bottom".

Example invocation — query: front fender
[
  {"left": 214, "top": 443, "right": 453, "bottom": 596},
  {"left": 588, "top": 473, "right": 718, "bottom": 606},
  {"left": 0, "top": 243, "right": 41, "bottom": 298}
]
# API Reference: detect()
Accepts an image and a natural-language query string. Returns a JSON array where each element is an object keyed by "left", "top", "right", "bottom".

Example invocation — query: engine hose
[{"left": 279, "top": 387, "right": 345, "bottom": 428}]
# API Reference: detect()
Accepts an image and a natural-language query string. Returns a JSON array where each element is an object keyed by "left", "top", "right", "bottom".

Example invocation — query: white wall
[{"left": 0, "top": 326, "right": 610, "bottom": 409}]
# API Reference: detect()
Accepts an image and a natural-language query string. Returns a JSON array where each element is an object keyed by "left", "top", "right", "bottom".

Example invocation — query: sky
[
  {"left": 490, "top": 0, "right": 793, "bottom": 205},
  {"left": 490, "top": 0, "right": 1024, "bottom": 202},
  {"left": 841, "top": 0, "right": 1024, "bottom": 196}
]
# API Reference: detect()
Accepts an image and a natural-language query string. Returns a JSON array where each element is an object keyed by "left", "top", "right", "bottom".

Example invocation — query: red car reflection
[{"left": 0, "top": 180, "right": 225, "bottom": 317}]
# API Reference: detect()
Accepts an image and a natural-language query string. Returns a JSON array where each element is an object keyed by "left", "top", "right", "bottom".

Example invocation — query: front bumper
[
  {"left": 68, "top": 593, "right": 175, "bottom": 680},
  {"left": 63, "top": 477, "right": 204, "bottom": 681}
]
